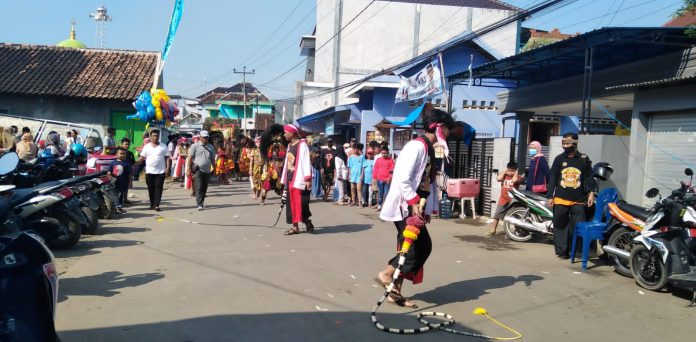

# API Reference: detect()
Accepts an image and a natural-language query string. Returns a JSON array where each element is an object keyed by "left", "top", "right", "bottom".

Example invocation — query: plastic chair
[{"left": 570, "top": 188, "right": 619, "bottom": 271}]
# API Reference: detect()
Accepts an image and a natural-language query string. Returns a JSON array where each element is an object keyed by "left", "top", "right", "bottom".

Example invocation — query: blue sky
[{"left": 0, "top": 0, "right": 685, "bottom": 100}]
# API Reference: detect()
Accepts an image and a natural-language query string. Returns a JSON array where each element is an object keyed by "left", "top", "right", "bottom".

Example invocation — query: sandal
[
  {"left": 284, "top": 229, "right": 300, "bottom": 235},
  {"left": 305, "top": 220, "right": 315, "bottom": 233},
  {"left": 386, "top": 295, "right": 418, "bottom": 308}
]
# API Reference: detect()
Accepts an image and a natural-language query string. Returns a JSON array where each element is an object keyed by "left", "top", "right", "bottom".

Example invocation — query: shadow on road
[
  {"left": 53, "top": 239, "right": 144, "bottom": 258},
  {"left": 413, "top": 275, "right": 544, "bottom": 305},
  {"left": 101, "top": 226, "right": 152, "bottom": 234},
  {"left": 454, "top": 234, "right": 520, "bottom": 251},
  {"left": 58, "top": 311, "right": 484, "bottom": 342},
  {"left": 59, "top": 271, "right": 165, "bottom": 302},
  {"left": 313, "top": 224, "right": 373, "bottom": 235}
]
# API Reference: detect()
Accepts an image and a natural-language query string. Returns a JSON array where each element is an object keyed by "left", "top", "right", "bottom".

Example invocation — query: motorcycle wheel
[
  {"left": 98, "top": 193, "right": 116, "bottom": 220},
  {"left": 629, "top": 244, "right": 668, "bottom": 291},
  {"left": 82, "top": 206, "right": 100, "bottom": 235},
  {"left": 47, "top": 212, "right": 82, "bottom": 250},
  {"left": 503, "top": 205, "right": 535, "bottom": 242},
  {"left": 607, "top": 226, "right": 638, "bottom": 278}
]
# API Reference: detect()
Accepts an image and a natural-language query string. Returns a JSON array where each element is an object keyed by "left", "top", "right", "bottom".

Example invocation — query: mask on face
[
  {"left": 529, "top": 148, "right": 537, "bottom": 156},
  {"left": 563, "top": 146, "right": 576, "bottom": 154}
]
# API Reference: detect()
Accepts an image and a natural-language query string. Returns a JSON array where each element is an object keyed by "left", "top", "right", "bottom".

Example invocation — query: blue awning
[
  {"left": 388, "top": 103, "right": 425, "bottom": 126},
  {"left": 296, "top": 104, "right": 361, "bottom": 125}
]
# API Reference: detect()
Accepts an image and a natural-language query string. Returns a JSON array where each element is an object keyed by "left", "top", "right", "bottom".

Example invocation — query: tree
[{"left": 674, "top": 0, "right": 696, "bottom": 37}]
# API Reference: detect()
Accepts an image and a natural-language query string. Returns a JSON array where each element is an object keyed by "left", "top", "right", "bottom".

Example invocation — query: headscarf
[
  {"left": 16, "top": 133, "right": 37, "bottom": 161},
  {"left": 46, "top": 131, "right": 64, "bottom": 155},
  {"left": 283, "top": 124, "right": 299, "bottom": 135},
  {"left": 529, "top": 141, "right": 544, "bottom": 159}
]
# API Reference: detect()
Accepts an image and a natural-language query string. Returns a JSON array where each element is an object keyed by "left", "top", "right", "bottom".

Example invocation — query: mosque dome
[{"left": 57, "top": 21, "right": 87, "bottom": 49}]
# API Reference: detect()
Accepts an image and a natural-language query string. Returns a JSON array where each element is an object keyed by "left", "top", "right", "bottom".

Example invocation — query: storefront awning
[
  {"left": 296, "top": 104, "right": 361, "bottom": 126},
  {"left": 388, "top": 103, "right": 425, "bottom": 126}
]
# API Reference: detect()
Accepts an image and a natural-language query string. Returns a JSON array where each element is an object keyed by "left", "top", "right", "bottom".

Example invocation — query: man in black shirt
[{"left": 546, "top": 133, "right": 596, "bottom": 259}]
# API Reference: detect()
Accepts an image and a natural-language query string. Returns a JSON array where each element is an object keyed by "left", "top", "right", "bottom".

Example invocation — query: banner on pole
[
  {"left": 161, "top": 0, "right": 184, "bottom": 64},
  {"left": 395, "top": 57, "right": 444, "bottom": 103}
]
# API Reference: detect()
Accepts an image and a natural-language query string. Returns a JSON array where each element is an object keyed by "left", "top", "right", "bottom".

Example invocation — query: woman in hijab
[
  {"left": 45, "top": 131, "right": 65, "bottom": 156},
  {"left": 526, "top": 140, "right": 550, "bottom": 194},
  {"left": 16, "top": 133, "right": 38, "bottom": 161},
  {"left": 0, "top": 126, "right": 16, "bottom": 153}
]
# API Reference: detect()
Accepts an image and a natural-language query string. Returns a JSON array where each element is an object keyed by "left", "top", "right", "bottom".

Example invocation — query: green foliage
[{"left": 674, "top": 0, "right": 696, "bottom": 18}]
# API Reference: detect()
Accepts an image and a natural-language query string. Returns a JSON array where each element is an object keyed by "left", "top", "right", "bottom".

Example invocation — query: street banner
[
  {"left": 162, "top": 0, "right": 184, "bottom": 64},
  {"left": 395, "top": 57, "right": 444, "bottom": 103}
]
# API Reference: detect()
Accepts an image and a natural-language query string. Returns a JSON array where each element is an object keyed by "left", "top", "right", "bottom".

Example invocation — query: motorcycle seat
[
  {"left": 616, "top": 201, "right": 651, "bottom": 221},
  {"left": 519, "top": 190, "right": 548, "bottom": 202}
]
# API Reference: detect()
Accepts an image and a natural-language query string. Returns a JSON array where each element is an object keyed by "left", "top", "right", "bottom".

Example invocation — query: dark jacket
[
  {"left": 547, "top": 151, "right": 596, "bottom": 203},
  {"left": 526, "top": 156, "right": 550, "bottom": 192}
]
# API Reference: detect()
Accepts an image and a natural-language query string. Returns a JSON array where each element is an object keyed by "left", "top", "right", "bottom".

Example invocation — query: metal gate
[{"left": 447, "top": 138, "right": 495, "bottom": 216}]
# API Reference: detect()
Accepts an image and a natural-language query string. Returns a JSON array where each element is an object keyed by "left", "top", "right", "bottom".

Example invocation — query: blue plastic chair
[{"left": 570, "top": 188, "right": 619, "bottom": 271}]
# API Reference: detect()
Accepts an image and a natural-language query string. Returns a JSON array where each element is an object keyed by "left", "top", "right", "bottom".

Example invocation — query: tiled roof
[
  {"left": 663, "top": 9, "right": 696, "bottom": 27},
  {"left": 605, "top": 73, "right": 696, "bottom": 90},
  {"left": 197, "top": 83, "right": 271, "bottom": 104},
  {"left": 0, "top": 43, "right": 159, "bottom": 101},
  {"left": 377, "top": 0, "right": 518, "bottom": 11}
]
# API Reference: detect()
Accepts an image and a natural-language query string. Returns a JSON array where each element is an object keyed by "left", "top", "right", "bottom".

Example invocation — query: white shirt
[{"left": 140, "top": 143, "right": 169, "bottom": 174}]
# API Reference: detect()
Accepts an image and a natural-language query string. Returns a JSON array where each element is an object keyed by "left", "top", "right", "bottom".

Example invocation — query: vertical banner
[
  {"left": 325, "top": 116, "right": 335, "bottom": 135},
  {"left": 395, "top": 57, "right": 444, "bottom": 103},
  {"left": 155, "top": 0, "right": 184, "bottom": 83}
]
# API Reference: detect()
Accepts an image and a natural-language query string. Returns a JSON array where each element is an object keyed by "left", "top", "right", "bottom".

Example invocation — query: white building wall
[{"left": 298, "top": 0, "right": 520, "bottom": 118}]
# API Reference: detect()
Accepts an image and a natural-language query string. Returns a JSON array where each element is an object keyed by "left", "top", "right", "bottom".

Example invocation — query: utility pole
[{"left": 233, "top": 66, "right": 255, "bottom": 136}]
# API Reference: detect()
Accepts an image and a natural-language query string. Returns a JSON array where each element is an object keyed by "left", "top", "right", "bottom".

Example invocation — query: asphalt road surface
[{"left": 54, "top": 182, "right": 696, "bottom": 341}]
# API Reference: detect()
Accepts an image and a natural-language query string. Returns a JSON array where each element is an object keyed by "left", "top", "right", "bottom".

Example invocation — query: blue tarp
[{"left": 388, "top": 103, "right": 425, "bottom": 126}]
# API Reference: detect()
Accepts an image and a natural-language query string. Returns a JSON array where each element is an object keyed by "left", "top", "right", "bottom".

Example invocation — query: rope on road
[{"left": 371, "top": 259, "right": 522, "bottom": 339}]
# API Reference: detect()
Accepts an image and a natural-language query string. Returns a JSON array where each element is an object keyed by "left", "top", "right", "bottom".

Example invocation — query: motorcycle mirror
[
  {"left": 686, "top": 168, "right": 693, "bottom": 177},
  {"left": 645, "top": 188, "right": 660, "bottom": 198},
  {"left": 0, "top": 152, "right": 19, "bottom": 176}
]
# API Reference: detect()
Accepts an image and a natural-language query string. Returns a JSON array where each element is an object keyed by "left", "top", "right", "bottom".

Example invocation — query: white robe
[
  {"left": 280, "top": 139, "right": 312, "bottom": 190},
  {"left": 379, "top": 138, "right": 437, "bottom": 222}
]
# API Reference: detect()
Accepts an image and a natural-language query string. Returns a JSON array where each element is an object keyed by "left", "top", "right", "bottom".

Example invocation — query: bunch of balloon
[{"left": 126, "top": 89, "right": 180, "bottom": 126}]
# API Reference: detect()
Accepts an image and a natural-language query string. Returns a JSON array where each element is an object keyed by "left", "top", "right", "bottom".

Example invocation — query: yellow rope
[{"left": 473, "top": 308, "right": 523, "bottom": 340}]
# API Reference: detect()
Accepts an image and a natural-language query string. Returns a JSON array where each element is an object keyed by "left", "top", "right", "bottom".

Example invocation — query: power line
[
  {"left": 607, "top": 0, "right": 628, "bottom": 26},
  {"left": 615, "top": 1, "right": 680, "bottom": 25},
  {"left": 258, "top": 0, "right": 378, "bottom": 87},
  {"left": 268, "top": 0, "right": 572, "bottom": 103},
  {"left": 236, "top": 0, "right": 306, "bottom": 69},
  {"left": 559, "top": 0, "right": 658, "bottom": 30}
]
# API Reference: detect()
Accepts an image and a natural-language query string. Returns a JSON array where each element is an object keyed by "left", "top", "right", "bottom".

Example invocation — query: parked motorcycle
[
  {"left": 603, "top": 168, "right": 695, "bottom": 277},
  {"left": 627, "top": 185, "right": 696, "bottom": 306},
  {"left": 502, "top": 162, "right": 613, "bottom": 242}
]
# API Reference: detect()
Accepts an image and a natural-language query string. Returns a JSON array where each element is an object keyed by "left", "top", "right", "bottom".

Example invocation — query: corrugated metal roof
[
  {"left": 605, "top": 73, "right": 696, "bottom": 90},
  {"left": 377, "top": 0, "right": 518, "bottom": 11}
]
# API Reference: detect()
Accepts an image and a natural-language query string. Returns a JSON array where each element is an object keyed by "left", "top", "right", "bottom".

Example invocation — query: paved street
[{"left": 54, "top": 181, "right": 696, "bottom": 342}]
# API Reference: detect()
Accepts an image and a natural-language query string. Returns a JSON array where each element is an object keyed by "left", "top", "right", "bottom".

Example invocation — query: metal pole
[{"left": 234, "top": 66, "right": 256, "bottom": 136}]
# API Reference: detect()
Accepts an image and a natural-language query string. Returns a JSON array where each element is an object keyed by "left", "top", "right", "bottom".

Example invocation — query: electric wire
[{"left": 258, "top": 0, "right": 378, "bottom": 87}]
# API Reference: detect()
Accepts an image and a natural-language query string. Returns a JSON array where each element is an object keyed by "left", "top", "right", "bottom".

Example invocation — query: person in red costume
[{"left": 281, "top": 124, "right": 315, "bottom": 235}]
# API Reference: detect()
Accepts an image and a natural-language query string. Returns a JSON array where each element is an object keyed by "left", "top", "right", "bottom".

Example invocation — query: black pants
[
  {"left": 194, "top": 170, "right": 211, "bottom": 206},
  {"left": 388, "top": 219, "right": 432, "bottom": 278},
  {"left": 116, "top": 184, "right": 128, "bottom": 208},
  {"left": 145, "top": 173, "right": 165, "bottom": 208},
  {"left": 552, "top": 204, "right": 586, "bottom": 257}
]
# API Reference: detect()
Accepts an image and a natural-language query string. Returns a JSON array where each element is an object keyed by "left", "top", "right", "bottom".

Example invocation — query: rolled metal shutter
[{"left": 644, "top": 112, "right": 696, "bottom": 206}]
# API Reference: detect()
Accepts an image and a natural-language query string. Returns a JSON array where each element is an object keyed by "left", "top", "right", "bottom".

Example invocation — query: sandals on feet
[
  {"left": 284, "top": 229, "right": 300, "bottom": 235},
  {"left": 305, "top": 221, "right": 315, "bottom": 233}
]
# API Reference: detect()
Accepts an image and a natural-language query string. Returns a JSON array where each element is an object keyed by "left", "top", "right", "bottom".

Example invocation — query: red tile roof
[
  {"left": 663, "top": 9, "right": 696, "bottom": 27},
  {"left": 0, "top": 43, "right": 159, "bottom": 101}
]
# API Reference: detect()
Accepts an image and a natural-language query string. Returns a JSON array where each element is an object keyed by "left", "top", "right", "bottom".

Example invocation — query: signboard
[
  {"left": 326, "top": 117, "right": 334, "bottom": 135},
  {"left": 395, "top": 57, "right": 444, "bottom": 103}
]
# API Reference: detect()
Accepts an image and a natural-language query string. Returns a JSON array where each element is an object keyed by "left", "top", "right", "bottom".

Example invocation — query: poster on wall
[{"left": 394, "top": 57, "right": 444, "bottom": 103}]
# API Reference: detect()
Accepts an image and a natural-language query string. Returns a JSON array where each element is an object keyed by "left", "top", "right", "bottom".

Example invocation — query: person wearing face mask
[
  {"left": 546, "top": 133, "right": 596, "bottom": 259},
  {"left": 525, "top": 141, "right": 550, "bottom": 194}
]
